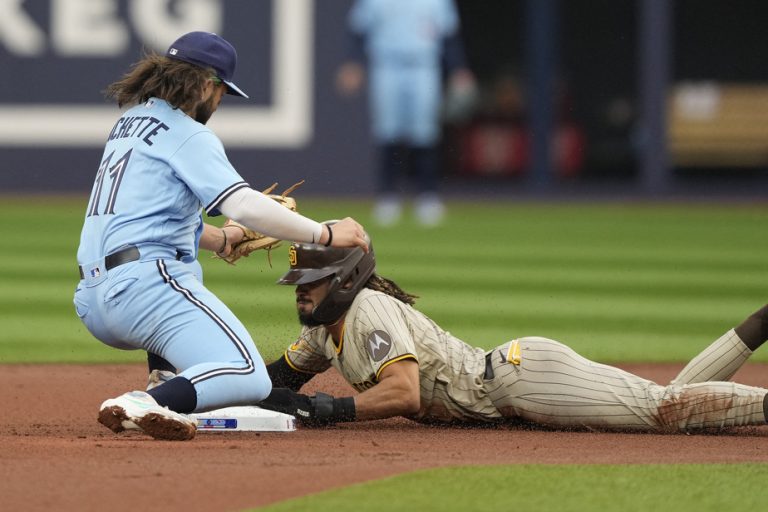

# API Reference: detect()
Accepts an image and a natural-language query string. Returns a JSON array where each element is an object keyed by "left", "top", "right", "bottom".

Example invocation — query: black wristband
[
  {"left": 332, "top": 396, "right": 356, "bottom": 422},
  {"left": 311, "top": 393, "right": 356, "bottom": 423},
  {"left": 217, "top": 228, "right": 228, "bottom": 254},
  {"left": 324, "top": 224, "right": 333, "bottom": 247}
]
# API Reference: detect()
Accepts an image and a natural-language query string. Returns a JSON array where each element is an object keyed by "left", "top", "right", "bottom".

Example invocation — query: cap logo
[
  {"left": 366, "top": 330, "right": 392, "bottom": 362},
  {"left": 288, "top": 246, "right": 297, "bottom": 266},
  {"left": 169, "top": 48, "right": 178, "bottom": 55}
]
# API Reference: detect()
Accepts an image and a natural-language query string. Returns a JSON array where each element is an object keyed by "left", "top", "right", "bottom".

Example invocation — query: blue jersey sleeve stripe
[{"left": 205, "top": 181, "right": 250, "bottom": 216}]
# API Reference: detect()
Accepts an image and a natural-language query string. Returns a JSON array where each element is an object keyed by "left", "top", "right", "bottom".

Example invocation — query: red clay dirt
[{"left": 3, "top": 363, "right": 768, "bottom": 511}]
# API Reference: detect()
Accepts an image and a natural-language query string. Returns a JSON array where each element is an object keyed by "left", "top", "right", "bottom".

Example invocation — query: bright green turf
[
  {"left": 1, "top": 195, "right": 767, "bottom": 363},
  {"left": 255, "top": 463, "right": 768, "bottom": 512}
]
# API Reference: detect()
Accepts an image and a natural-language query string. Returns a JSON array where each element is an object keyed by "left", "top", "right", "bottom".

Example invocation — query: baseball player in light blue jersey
[
  {"left": 337, "top": 0, "right": 476, "bottom": 226},
  {"left": 74, "top": 31, "right": 368, "bottom": 440}
]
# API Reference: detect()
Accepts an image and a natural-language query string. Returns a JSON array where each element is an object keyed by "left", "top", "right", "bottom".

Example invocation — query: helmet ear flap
[
  {"left": 310, "top": 248, "right": 376, "bottom": 324},
  {"left": 311, "top": 274, "right": 344, "bottom": 324}
]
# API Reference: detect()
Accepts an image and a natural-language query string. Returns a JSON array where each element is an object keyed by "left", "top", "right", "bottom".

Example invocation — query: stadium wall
[{"left": 0, "top": 0, "right": 374, "bottom": 194}]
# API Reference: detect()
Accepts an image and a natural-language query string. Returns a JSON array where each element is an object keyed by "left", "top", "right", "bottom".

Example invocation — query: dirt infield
[{"left": 3, "top": 363, "right": 768, "bottom": 512}]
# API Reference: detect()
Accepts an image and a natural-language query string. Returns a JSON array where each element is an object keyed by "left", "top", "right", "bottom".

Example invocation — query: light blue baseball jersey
[
  {"left": 349, "top": 0, "right": 459, "bottom": 65},
  {"left": 77, "top": 97, "right": 247, "bottom": 265},
  {"left": 348, "top": 0, "right": 459, "bottom": 144},
  {"left": 74, "top": 97, "right": 271, "bottom": 412}
]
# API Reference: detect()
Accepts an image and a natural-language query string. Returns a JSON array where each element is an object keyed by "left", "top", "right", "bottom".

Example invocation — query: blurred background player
[{"left": 336, "top": 0, "right": 476, "bottom": 227}]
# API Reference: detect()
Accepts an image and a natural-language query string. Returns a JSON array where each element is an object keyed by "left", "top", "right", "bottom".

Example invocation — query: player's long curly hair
[
  {"left": 364, "top": 274, "right": 418, "bottom": 306},
  {"left": 104, "top": 52, "right": 212, "bottom": 111}
]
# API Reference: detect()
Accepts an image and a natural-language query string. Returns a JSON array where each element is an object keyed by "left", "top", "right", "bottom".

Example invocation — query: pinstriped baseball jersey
[
  {"left": 284, "top": 288, "right": 499, "bottom": 422},
  {"left": 286, "top": 288, "right": 768, "bottom": 431}
]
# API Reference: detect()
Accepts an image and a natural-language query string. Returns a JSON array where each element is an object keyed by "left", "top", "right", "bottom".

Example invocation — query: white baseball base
[{"left": 191, "top": 406, "right": 296, "bottom": 432}]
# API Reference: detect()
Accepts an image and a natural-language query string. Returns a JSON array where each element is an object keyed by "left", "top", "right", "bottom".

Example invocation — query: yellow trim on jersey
[
  {"left": 283, "top": 351, "right": 317, "bottom": 374},
  {"left": 375, "top": 354, "right": 418, "bottom": 381},
  {"left": 333, "top": 323, "right": 345, "bottom": 355},
  {"left": 506, "top": 340, "right": 522, "bottom": 365}
]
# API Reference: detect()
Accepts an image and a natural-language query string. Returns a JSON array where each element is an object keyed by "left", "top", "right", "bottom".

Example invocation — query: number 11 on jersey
[{"left": 87, "top": 149, "right": 133, "bottom": 217}]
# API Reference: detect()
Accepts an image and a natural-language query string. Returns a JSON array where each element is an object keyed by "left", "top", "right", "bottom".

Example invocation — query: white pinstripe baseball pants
[{"left": 484, "top": 331, "right": 766, "bottom": 431}]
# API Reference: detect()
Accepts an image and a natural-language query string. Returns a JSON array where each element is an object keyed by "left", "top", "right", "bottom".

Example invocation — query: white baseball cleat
[
  {"left": 372, "top": 197, "right": 402, "bottom": 227},
  {"left": 415, "top": 194, "right": 445, "bottom": 227},
  {"left": 98, "top": 390, "right": 196, "bottom": 441},
  {"left": 146, "top": 369, "right": 177, "bottom": 391}
]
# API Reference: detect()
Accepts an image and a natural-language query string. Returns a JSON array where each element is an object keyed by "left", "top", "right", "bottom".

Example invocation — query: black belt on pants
[
  {"left": 79, "top": 246, "right": 140, "bottom": 279},
  {"left": 78, "top": 246, "right": 182, "bottom": 279}
]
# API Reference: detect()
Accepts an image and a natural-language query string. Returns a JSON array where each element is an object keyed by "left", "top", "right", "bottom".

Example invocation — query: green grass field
[
  {"left": 2, "top": 195, "right": 767, "bottom": 364},
  {"left": 258, "top": 464, "right": 768, "bottom": 512},
  {"left": 3, "top": 195, "right": 768, "bottom": 511}
]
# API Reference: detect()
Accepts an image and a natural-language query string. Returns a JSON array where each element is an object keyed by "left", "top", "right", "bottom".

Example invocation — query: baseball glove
[{"left": 216, "top": 180, "right": 304, "bottom": 266}]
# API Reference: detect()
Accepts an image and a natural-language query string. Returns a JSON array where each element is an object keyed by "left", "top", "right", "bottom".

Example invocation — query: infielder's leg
[
  {"left": 92, "top": 259, "right": 271, "bottom": 413},
  {"left": 369, "top": 63, "right": 403, "bottom": 145},
  {"left": 406, "top": 65, "right": 443, "bottom": 206},
  {"left": 145, "top": 259, "right": 271, "bottom": 412},
  {"left": 147, "top": 352, "right": 176, "bottom": 374},
  {"left": 672, "top": 304, "right": 768, "bottom": 385},
  {"left": 369, "top": 65, "right": 406, "bottom": 225},
  {"left": 486, "top": 337, "right": 767, "bottom": 432},
  {"left": 404, "top": 64, "right": 441, "bottom": 147}
]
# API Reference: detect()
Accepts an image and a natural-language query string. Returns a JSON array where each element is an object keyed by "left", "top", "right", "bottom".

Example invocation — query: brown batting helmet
[{"left": 277, "top": 222, "right": 375, "bottom": 324}]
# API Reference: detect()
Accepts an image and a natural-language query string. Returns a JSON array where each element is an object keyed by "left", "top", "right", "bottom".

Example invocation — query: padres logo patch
[
  {"left": 366, "top": 330, "right": 392, "bottom": 362},
  {"left": 288, "top": 245, "right": 297, "bottom": 266}
]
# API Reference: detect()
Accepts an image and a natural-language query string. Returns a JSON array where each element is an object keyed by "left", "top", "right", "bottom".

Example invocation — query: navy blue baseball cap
[{"left": 166, "top": 31, "right": 248, "bottom": 98}]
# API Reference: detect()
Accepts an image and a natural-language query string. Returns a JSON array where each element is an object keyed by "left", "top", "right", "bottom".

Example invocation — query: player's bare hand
[{"left": 324, "top": 217, "right": 368, "bottom": 252}]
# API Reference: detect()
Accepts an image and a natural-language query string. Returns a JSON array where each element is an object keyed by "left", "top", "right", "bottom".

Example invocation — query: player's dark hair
[
  {"left": 364, "top": 274, "right": 418, "bottom": 306},
  {"left": 104, "top": 51, "right": 213, "bottom": 111}
]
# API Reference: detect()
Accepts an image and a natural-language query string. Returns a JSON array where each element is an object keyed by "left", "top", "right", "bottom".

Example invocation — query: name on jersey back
[{"left": 107, "top": 115, "right": 169, "bottom": 146}]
